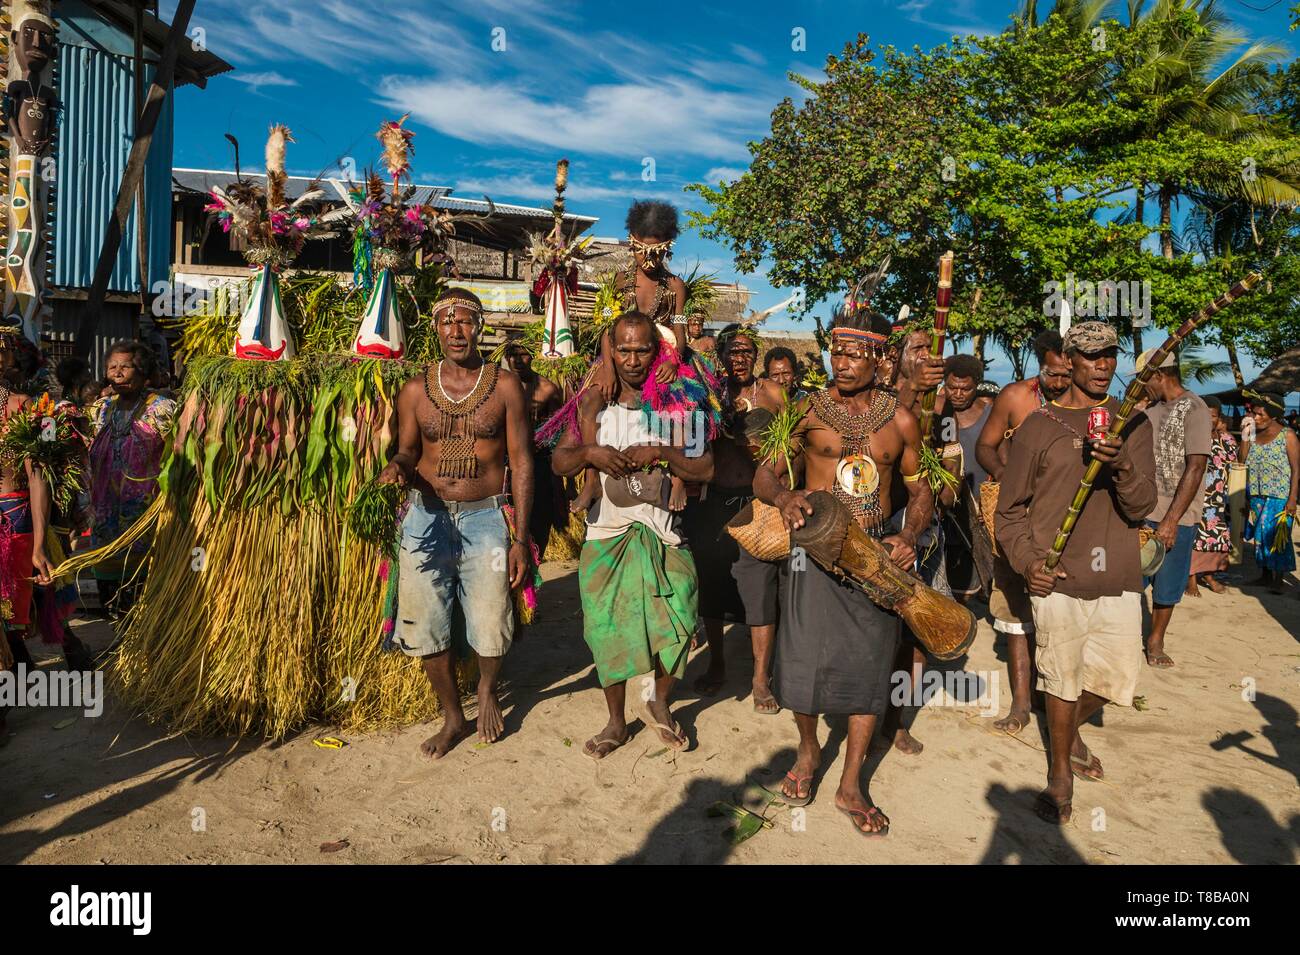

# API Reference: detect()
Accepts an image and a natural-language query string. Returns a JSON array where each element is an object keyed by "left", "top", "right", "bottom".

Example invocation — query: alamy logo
[
  {"left": 49, "top": 885, "right": 151, "bottom": 935},
  {"left": 0, "top": 664, "right": 103, "bottom": 717}
]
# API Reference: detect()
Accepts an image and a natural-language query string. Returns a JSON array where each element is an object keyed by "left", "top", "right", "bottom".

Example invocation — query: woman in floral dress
[
  {"left": 1186, "top": 397, "right": 1237, "bottom": 596},
  {"left": 87, "top": 342, "right": 175, "bottom": 616}
]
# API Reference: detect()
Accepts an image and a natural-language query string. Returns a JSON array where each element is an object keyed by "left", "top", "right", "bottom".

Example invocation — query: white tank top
[{"left": 585, "top": 403, "right": 682, "bottom": 546}]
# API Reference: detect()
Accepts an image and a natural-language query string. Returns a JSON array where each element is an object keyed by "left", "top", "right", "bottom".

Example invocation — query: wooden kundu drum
[{"left": 726, "top": 491, "right": 977, "bottom": 661}]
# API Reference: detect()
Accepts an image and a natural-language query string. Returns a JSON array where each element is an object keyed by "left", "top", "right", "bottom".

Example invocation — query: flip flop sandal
[
  {"left": 839, "top": 805, "right": 889, "bottom": 837},
  {"left": 776, "top": 771, "right": 816, "bottom": 807},
  {"left": 752, "top": 693, "right": 781, "bottom": 716},
  {"left": 994, "top": 713, "right": 1029, "bottom": 735},
  {"left": 583, "top": 734, "right": 628, "bottom": 761},
  {"left": 1145, "top": 652, "right": 1175, "bottom": 669},
  {"left": 641, "top": 710, "right": 688, "bottom": 751},
  {"left": 693, "top": 675, "right": 725, "bottom": 696},
  {"left": 1070, "top": 751, "right": 1104, "bottom": 782},
  {"left": 1035, "top": 793, "right": 1072, "bottom": 826}
]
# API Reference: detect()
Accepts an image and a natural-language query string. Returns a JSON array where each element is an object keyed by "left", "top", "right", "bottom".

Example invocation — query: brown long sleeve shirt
[{"left": 995, "top": 397, "right": 1157, "bottom": 599}]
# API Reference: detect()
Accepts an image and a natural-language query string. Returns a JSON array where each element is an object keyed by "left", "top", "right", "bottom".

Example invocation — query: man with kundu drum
[
  {"left": 995, "top": 321, "right": 1156, "bottom": 825},
  {"left": 750, "top": 308, "right": 935, "bottom": 837},
  {"left": 974, "top": 329, "right": 1072, "bottom": 734}
]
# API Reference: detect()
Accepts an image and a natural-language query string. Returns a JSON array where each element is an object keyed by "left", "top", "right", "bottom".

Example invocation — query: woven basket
[
  {"left": 979, "top": 480, "right": 999, "bottom": 555},
  {"left": 725, "top": 498, "right": 791, "bottom": 562}
]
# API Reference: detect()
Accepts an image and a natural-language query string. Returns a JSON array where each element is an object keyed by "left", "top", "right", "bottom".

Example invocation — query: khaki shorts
[
  {"left": 989, "top": 553, "right": 1034, "bottom": 635},
  {"left": 1029, "top": 591, "right": 1142, "bottom": 706}
]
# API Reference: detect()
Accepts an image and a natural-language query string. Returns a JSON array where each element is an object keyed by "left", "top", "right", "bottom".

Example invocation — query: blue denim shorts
[
  {"left": 393, "top": 492, "right": 514, "bottom": 659},
  {"left": 1145, "top": 521, "right": 1197, "bottom": 607}
]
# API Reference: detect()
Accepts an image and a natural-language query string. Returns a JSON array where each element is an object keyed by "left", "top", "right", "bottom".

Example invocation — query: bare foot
[
  {"left": 993, "top": 708, "right": 1031, "bottom": 734},
  {"left": 1185, "top": 577, "right": 1200, "bottom": 598},
  {"left": 420, "top": 716, "right": 470, "bottom": 759},
  {"left": 570, "top": 472, "right": 600, "bottom": 513},
  {"left": 476, "top": 684, "right": 505, "bottom": 744},
  {"left": 1202, "top": 574, "right": 1226, "bottom": 594},
  {"left": 582, "top": 720, "right": 629, "bottom": 760},
  {"left": 891, "top": 727, "right": 924, "bottom": 756},
  {"left": 835, "top": 787, "right": 890, "bottom": 836},
  {"left": 1035, "top": 775, "right": 1073, "bottom": 825},
  {"left": 668, "top": 477, "right": 687, "bottom": 512}
]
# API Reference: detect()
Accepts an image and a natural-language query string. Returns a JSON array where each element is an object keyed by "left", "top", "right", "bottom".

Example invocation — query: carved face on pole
[{"left": 13, "top": 16, "right": 56, "bottom": 76}]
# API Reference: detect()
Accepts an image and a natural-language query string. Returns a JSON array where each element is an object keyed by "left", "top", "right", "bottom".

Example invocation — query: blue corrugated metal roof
[{"left": 53, "top": 41, "right": 174, "bottom": 294}]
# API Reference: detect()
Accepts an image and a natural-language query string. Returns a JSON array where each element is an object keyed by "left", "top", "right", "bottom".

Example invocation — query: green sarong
[{"left": 579, "top": 523, "right": 697, "bottom": 687}]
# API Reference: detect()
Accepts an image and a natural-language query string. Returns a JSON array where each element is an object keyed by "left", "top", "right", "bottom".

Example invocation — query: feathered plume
[
  {"left": 377, "top": 114, "right": 415, "bottom": 194},
  {"left": 835, "top": 255, "right": 892, "bottom": 323},
  {"left": 552, "top": 158, "right": 569, "bottom": 227},
  {"left": 265, "top": 124, "right": 293, "bottom": 211}
]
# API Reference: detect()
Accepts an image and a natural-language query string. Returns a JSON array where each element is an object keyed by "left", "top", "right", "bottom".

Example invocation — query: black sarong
[
  {"left": 528, "top": 451, "right": 566, "bottom": 549},
  {"left": 773, "top": 557, "right": 900, "bottom": 716},
  {"left": 682, "top": 486, "right": 779, "bottom": 625}
]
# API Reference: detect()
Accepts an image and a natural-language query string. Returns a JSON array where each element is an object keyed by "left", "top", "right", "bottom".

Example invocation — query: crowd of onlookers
[{"left": 1, "top": 338, "right": 177, "bottom": 696}]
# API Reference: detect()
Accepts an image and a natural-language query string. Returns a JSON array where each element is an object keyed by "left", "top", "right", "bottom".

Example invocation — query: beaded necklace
[
  {"left": 621, "top": 263, "right": 671, "bottom": 323},
  {"left": 424, "top": 360, "right": 499, "bottom": 478},
  {"left": 810, "top": 387, "right": 896, "bottom": 535}
]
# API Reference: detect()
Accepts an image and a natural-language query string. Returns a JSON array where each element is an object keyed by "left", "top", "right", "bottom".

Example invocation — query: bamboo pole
[
  {"left": 1043, "top": 271, "right": 1264, "bottom": 570},
  {"left": 917, "top": 251, "right": 954, "bottom": 442}
]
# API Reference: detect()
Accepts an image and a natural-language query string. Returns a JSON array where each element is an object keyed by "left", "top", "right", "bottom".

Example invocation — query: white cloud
[
  {"left": 377, "top": 77, "right": 769, "bottom": 160},
  {"left": 187, "top": 0, "right": 477, "bottom": 73},
  {"left": 895, "top": 0, "right": 1006, "bottom": 38},
  {"left": 730, "top": 43, "right": 767, "bottom": 67},
  {"left": 701, "top": 166, "right": 745, "bottom": 184},
  {"left": 448, "top": 173, "right": 686, "bottom": 209},
  {"left": 228, "top": 71, "right": 299, "bottom": 92}
]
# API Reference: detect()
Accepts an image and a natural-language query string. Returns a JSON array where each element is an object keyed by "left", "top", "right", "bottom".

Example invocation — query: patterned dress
[
  {"left": 1190, "top": 431, "right": 1237, "bottom": 575},
  {"left": 88, "top": 391, "right": 176, "bottom": 581},
  {"left": 1244, "top": 429, "right": 1295, "bottom": 574}
]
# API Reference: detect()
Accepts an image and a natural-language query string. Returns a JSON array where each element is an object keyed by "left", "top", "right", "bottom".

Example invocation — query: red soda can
[{"left": 1088, "top": 407, "right": 1111, "bottom": 441}]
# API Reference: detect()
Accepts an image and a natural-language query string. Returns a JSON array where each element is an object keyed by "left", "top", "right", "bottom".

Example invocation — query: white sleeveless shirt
[{"left": 585, "top": 402, "right": 682, "bottom": 546}]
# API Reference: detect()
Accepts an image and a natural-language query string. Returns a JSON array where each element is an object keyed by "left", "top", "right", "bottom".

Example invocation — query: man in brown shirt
[
  {"left": 996, "top": 321, "right": 1156, "bottom": 825},
  {"left": 974, "top": 329, "right": 1072, "bottom": 734}
]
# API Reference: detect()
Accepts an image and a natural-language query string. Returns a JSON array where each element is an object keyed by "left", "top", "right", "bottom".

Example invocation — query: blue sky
[{"left": 163, "top": 0, "right": 1297, "bottom": 387}]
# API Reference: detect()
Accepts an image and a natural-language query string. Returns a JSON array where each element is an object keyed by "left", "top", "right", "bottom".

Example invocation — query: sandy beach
[{"left": 2, "top": 560, "right": 1297, "bottom": 865}]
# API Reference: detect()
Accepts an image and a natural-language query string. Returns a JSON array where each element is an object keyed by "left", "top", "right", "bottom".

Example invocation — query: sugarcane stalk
[
  {"left": 1042, "top": 271, "right": 1264, "bottom": 571},
  {"left": 917, "top": 251, "right": 954, "bottom": 442}
]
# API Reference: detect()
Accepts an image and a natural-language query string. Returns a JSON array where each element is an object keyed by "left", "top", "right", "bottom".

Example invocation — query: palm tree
[
  {"left": 1177, "top": 341, "right": 1233, "bottom": 385},
  {"left": 1118, "top": 0, "right": 1295, "bottom": 261}
]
